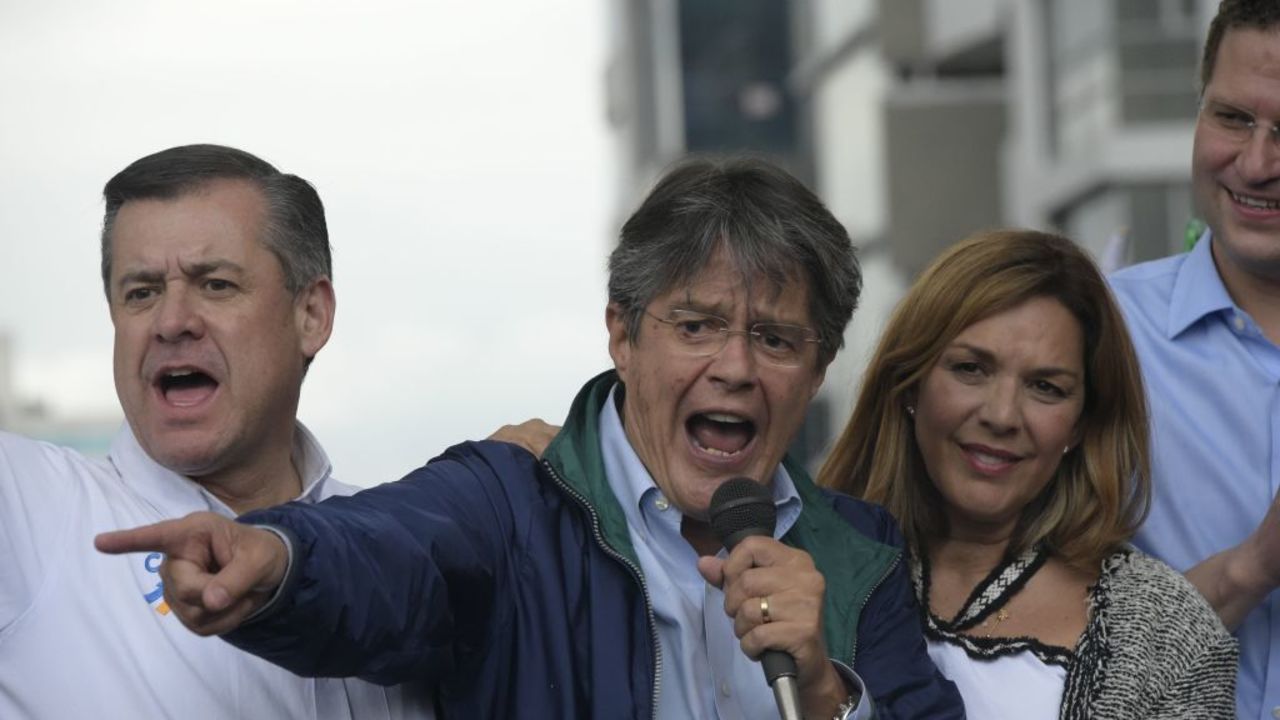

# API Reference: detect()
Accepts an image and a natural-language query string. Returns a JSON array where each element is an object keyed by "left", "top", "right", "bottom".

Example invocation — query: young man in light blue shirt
[{"left": 1109, "top": 2, "right": 1280, "bottom": 718}]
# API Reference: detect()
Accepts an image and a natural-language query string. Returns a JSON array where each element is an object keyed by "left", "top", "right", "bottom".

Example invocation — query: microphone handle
[
  {"left": 720, "top": 524, "right": 804, "bottom": 719},
  {"left": 769, "top": 675, "right": 804, "bottom": 720},
  {"left": 762, "top": 619, "right": 802, "bottom": 719},
  {"left": 762, "top": 648, "right": 798, "bottom": 684}
]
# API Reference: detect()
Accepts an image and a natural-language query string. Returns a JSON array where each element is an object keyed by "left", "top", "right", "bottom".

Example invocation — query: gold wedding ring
[{"left": 760, "top": 596, "right": 772, "bottom": 623}]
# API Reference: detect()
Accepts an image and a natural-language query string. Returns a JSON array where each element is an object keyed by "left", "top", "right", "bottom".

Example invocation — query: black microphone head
[{"left": 709, "top": 477, "right": 776, "bottom": 550}]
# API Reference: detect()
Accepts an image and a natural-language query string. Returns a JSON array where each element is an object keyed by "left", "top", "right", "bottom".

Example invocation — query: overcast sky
[{"left": 0, "top": 0, "right": 618, "bottom": 486}]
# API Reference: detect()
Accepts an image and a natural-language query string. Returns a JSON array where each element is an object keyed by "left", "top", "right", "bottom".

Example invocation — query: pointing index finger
[{"left": 95, "top": 520, "right": 184, "bottom": 556}]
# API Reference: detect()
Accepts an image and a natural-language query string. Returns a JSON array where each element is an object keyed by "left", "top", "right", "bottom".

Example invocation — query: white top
[
  {"left": 0, "top": 424, "right": 435, "bottom": 720},
  {"left": 927, "top": 639, "right": 1065, "bottom": 720}
]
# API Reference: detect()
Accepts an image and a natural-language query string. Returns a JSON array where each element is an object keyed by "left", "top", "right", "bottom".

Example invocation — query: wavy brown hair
[{"left": 818, "top": 229, "right": 1150, "bottom": 569}]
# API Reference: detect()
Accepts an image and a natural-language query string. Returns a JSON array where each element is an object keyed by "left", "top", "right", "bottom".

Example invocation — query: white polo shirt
[{"left": 0, "top": 424, "right": 435, "bottom": 720}]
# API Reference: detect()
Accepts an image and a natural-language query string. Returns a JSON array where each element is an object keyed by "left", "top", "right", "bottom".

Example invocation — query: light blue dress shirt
[
  {"left": 597, "top": 384, "right": 870, "bottom": 719},
  {"left": 1111, "top": 234, "right": 1280, "bottom": 720}
]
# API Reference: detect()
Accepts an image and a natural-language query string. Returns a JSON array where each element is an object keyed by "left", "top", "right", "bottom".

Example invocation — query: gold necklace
[
  {"left": 919, "top": 542, "right": 1046, "bottom": 637},
  {"left": 979, "top": 607, "right": 1011, "bottom": 635}
]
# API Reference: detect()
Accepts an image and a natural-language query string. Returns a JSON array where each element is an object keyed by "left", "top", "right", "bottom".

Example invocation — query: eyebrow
[
  {"left": 673, "top": 304, "right": 813, "bottom": 328},
  {"left": 116, "top": 260, "right": 245, "bottom": 290},
  {"left": 948, "top": 342, "right": 1081, "bottom": 379},
  {"left": 183, "top": 260, "right": 245, "bottom": 278},
  {"left": 669, "top": 287, "right": 725, "bottom": 311},
  {"left": 1201, "top": 96, "right": 1280, "bottom": 123},
  {"left": 1203, "top": 98, "right": 1251, "bottom": 113}
]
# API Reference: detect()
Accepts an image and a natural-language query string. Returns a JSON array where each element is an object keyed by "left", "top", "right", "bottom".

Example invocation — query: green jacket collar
[{"left": 541, "top": 370, "right": 899, "bottom": 664}]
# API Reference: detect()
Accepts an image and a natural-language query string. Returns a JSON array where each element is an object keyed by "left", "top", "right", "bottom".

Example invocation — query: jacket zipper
[
  {"left": 849, "top": 551, "right": 901, "bottom": 661},
  {"left": 541, "top": 459, "right": 662, "bottom": 720}
]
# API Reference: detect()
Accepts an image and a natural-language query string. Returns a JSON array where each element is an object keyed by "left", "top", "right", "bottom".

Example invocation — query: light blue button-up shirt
[
  {"left": 598, "top": 384, "right": 870, "bottom": 719},
  {"left": 1111, "top": 234, "right": 1280, "bottom": 720}
]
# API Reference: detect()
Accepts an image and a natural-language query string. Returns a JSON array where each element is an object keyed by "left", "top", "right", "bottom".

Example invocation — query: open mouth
[
  {"left": 687, "top": 412, "right": 757, "bottom": 458},
  {"left": 1228, "top": 188, "right": 1280, "bottom": 212},
  {"left": 156, "top": 369, "right": 219, "bottom": 408}
]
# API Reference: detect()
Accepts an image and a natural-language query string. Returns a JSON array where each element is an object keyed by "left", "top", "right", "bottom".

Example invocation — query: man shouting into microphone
[{"left": 99, "top": 157, "right": 962, "bottom": 719}]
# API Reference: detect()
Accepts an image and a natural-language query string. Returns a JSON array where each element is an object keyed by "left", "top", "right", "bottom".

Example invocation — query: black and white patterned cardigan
[{"left": 916, "top": 547, "right": 1239, "bottom": 719}]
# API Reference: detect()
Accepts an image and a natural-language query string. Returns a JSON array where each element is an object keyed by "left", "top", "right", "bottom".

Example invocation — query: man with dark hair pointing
[{"left": 0, "top": 144, "right": 430, "bottom": 719}]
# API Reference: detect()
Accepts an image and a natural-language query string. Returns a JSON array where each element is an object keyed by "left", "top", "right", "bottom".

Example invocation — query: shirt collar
[
  {"left": 291, "top": 422, "right": 334, "bottom": 502},
  {"left": 107, "top": 420, "right": 334, "bottom": 517},
  {"left": 1167, "top": 230, "right": 1238, "bottom": 338},
  {"left": 597, "top": 383, "right": 802, "bottom": 538}
]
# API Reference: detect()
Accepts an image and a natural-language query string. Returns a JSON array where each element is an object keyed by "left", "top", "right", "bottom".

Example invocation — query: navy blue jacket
[{"left": 231, "top": 373, "right": 963, "bottom": 719}]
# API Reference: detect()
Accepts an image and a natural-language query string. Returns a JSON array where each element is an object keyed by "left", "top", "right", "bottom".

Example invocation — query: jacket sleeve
[
  {"left": 1146, "top": 624, "right": 1238, "bottom": 719},
  {"left": 837, "top": 498, "right": 967, "bottom": 720},
  {"left": 223, "top": 441, "right": 538, "bottom": 686}
]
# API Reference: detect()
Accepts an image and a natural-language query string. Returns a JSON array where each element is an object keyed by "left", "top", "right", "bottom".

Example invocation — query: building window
[
  {"left": 1115, "top": 0, "right": 1200, "bottom": 123},
  {"left": 678, "top": 0, "right": 798, "bottom": 160},
  {"left": 1044, "top": 0, "right": 1113, "bottom": 157}
]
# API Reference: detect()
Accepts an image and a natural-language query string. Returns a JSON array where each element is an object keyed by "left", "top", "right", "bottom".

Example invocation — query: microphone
[{"left": 709, "top": 477, "right": 803, "bottom": 720}]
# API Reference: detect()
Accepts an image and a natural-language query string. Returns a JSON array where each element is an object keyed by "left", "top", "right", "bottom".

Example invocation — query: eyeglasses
[
  {"left": 644, "top": 308, "right": 820, "bottom": 367},
  {"left": 1199, "top": 99, "right": 1280, "bottom": 146}
]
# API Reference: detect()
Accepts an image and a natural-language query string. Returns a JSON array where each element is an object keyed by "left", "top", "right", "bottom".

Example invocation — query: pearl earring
[
  {"left": 906, "top": 405, "right": 916, "bottom": 416},
  {"left": 1062, "top": 445, "right": 1071, "bottom": 455}
]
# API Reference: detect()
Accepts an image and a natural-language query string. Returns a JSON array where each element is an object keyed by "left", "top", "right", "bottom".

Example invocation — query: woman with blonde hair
[{"left": 820, "top": 229, "right": 1236, "bottom": 718}]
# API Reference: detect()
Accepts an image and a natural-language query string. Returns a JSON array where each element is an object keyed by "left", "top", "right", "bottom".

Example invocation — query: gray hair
[
  {"left": 608, "top": 156, "right": 861, "bottom": 361},
  {"left": 100, "top": 143, "right": 330, "bottom": 298}
]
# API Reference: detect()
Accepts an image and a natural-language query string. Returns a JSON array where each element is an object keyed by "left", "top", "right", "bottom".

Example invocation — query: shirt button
[
  {"left": 654, "top": 496, "right": 669, "bottom": 511},
  {"left": 1271, "top": 706, "right": 1280, "bottom": 719},
  {"left": 1234, "top": 314, "right": 1247, "bottom": 332},
  {"left": 719, "top": 681, "right": 731, "bottom": 697}
]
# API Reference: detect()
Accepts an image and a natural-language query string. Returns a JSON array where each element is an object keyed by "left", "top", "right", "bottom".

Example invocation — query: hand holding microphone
[{"left": 697, "top": 478, "right": 850, "bottom": 720}]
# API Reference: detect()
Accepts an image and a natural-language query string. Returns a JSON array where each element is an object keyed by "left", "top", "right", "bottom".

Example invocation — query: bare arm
[{"left": 1185, "top": 492, "right": 1280, "bottom": 631}]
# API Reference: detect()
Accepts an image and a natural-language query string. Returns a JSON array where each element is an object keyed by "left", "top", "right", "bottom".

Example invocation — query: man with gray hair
[
  {"left": 100, "top": 157, "right": 962, "bottom": 719},
  {"left": 0, "top": 144, "right": 431, "bottom": 718}
]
